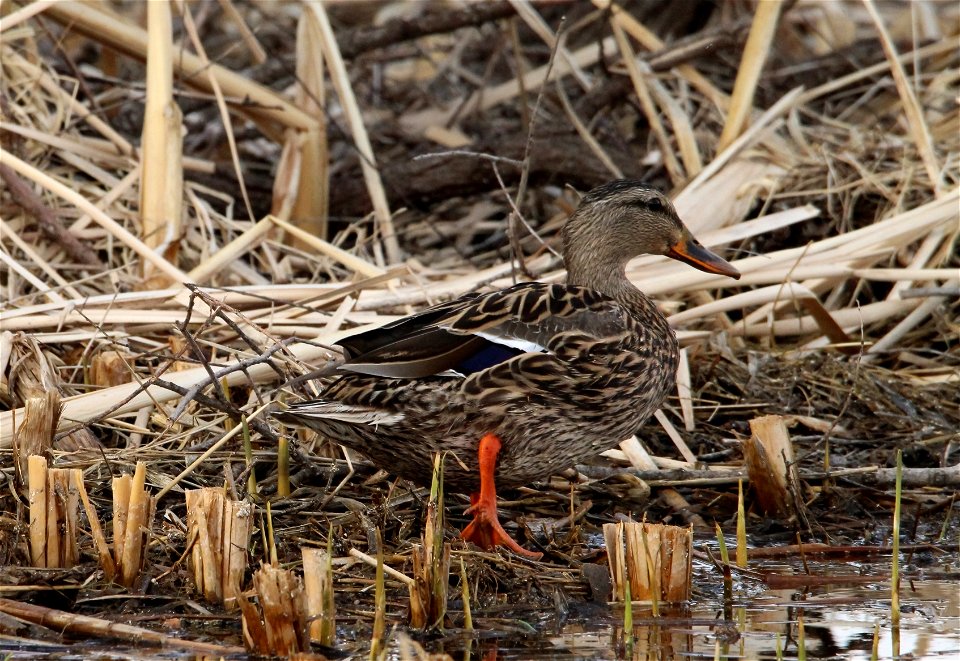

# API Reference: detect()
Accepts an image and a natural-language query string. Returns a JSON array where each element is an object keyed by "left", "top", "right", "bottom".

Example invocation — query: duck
[{"left": 275, "top": 180, "right": 740, "bottom": 559}]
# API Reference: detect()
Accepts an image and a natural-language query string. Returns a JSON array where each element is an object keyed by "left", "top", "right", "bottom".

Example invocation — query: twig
[
  {"left": 0, "top": 164, "right": 102, "bottom": 267},
  {"left": 336, "top": 1, "right": 523, "bottom": 59},
  {"left": 168, "top": 339, "right": 294, "bottom": 423},
  {"left": 0, "top": 597, "right": 244, "bottom": 655}
]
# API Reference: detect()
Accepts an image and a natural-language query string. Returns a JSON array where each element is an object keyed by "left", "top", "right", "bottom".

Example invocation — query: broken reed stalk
[
  {"left": 302, "top": 534, "right": 335, "bottom": 646},
  {"left": 140, "top": 0, "right": 184, "bottom": 289},
  {"left": 13, "top": 390, "right": 60, "bottom": 484},
  {"left": 26, "top": 455, "right": 81, "bottom": 568},
  {"left": 285, "top": 8, "right": 330, "bottom": 242},
  {"left": 113, "top": 462, "right": 155, "bottom": 587},
  {"left": 89, "top": 350, "right": 132, "bottom": 387},
  {"left": 409, "top": 453, "right": 450, "bottom": 629},
  {"left": 27, "top": 456, "right": 47, "bottom": 567},
  {"left": 0, "top": 597, "right": 244, "bottom": 656},
  {"left": 51, "top": 466, "right": 80, "bottom": 568},
  {"left": 307, "top": 2, "right": 398, "bottom": 264},
  {"left": 604, "top": 521, "right": 693, "bottom": 604},
  {"left": 185, "top": 487, "right": 253, "bottom": 607},
  {"left": 716, "top": 0, "right": 782, "bottom": 151},
  {"left": 638, "top": 523, "right": 659, "bottom": 617},
  {"left": 239, "top": 563, "right": 309, "bottom": 656},
  {"left": 937, "top": 494, "right": 954, "bottom": 542},
  {"left": 623, "top": 575, "right": 633, "bottom": 655},
  {"left": 241, "top": 416, "right": 256, "bottom": 497},
  {"left": 266, "top": 500, "right": 278, "bottom": 566},
  {"left": 743, "top": 415, "right": 798, "bottom": 518},
  {"left": 76, "top": 474, "right": 115, "bottom": 581},
  {"left": 26, "top": 447, "right": 121, "bottom": 578}
]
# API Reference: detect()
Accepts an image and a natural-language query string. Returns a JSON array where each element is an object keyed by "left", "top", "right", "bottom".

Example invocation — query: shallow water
[
  {"left": 400, "top": 550, "right": 960, "bottom": 661},
  {"left": 520, "top": 580, "right": 960, "bottom": 660},
  {"left": 4, "top": 548, "right": 957, "bottom": 660}
]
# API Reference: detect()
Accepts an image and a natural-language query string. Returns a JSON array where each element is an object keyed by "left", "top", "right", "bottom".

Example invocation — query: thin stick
[
  {"left": 43, "top": 1, "right": 315, "bottom": 130},
  {"left": 348, "top": 547, "right": 416, "bottom": 587},
  {"left": 716, "top": 0, "right": 782, "bottom": 151},
  {"left": 306, "top": 2, "right": 399, "bottom": 264},
  {"left": 0, "top": 150, "right": 190, "bottom": 285},
  {"left": 862, "top": 0, "right": 941, "bottom": 193}
]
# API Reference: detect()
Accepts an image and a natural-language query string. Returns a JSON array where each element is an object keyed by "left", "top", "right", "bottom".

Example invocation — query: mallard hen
[{"left": 275, "top": 180, "right": 740, "bottom": 558}]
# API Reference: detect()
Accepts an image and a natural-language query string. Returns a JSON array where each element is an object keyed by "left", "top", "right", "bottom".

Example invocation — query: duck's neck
[
  {"left": 566, "top": 258, "right": 677, "bottom": 350},
  {"left": 566, "top": 258, "right": 645, "bottom": 309}
]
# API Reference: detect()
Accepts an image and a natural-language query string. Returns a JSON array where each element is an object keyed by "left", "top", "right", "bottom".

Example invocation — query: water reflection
[{"left": 441, "top": 578, "right": 959, "bottom": 660}]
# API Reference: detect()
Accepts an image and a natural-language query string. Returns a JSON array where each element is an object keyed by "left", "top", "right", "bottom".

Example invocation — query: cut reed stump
[
  {"left": 302, "top": 546, "right": 335, "bottom": 646},
  {"left": 185, "top": 487, "right": 253, "bottom": 607},
  {"left": 239, "top": 563, "right": 310, "bottom": 656},
  {"left": 743, "top": 415, "right": 799, "bottom": 518},
  {"left": 604, "top": 521, "right": 693, "bottom": 603},
  {"left": 89, "top": 349, "right": 132, "bottom": 387},
  {"left": 27, "top": 455, "right": 81, "bottom": 568},
  {"left": 26, "top": 452, "right": 115, "bottom": 577},
  {"left": 112, "top": 462, "right": 155, "bottom": 587}
]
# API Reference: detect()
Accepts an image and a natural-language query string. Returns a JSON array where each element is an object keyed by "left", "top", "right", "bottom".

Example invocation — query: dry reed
[{"left": 0, "top": 0, "right": 956, "bottom": 655}]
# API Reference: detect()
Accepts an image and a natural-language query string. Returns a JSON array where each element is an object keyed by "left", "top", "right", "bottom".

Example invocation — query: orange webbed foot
[{"left": 460, "top": 434, "right": 543, "bottom": 560}]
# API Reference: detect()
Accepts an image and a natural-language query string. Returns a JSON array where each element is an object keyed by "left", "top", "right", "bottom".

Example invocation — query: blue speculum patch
[{"left": 455, "top": 342, "right": 525, "bottom": 374}]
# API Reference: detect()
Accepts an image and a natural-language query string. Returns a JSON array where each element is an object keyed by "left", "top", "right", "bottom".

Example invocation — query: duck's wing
[{"left": 338, "top": 282, "right": 630, "bottom": 379}]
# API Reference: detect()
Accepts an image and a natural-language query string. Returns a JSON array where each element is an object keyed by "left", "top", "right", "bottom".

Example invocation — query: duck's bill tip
[{"left": 666, "top": 239, "right": 741, "bottom": 280}]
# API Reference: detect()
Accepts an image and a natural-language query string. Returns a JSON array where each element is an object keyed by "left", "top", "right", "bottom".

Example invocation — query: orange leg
[{"left": 461, "top": 433, "right": 543, "bottom": 560}]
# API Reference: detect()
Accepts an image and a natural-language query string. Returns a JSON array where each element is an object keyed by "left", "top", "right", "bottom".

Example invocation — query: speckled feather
[{"left": 274, "top": 180, "right": 736, "bottom": 493}]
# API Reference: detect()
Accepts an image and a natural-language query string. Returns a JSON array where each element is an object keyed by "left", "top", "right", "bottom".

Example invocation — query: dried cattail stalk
[
  {"left": 185, "top": 487, "right": 253, "bottom": 607},
  {"left": 302, "top": 546, "right": 335, "bottom": 646},
  {"left": 13, "top": 390, "right": 60, "bottom": 483},
  {"left": 113, "top": 462, "right": 155, "bottom": 587},
  {"left": 604, "top": 521, "right": 693, "bottom": 603},
  {"left": 26, "top": 456, "right": 83, "bottom": 568},
  {"left": 743, "top": 415, "right": 798, "bottom": 518},
  {"left": 239, "top": 563, "right": 309, "bottom": 656}
]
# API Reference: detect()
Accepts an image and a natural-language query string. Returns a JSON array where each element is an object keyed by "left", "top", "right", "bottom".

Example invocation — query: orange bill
[{"left": 666, "top": 232, "right": 741, "bottom": 279}]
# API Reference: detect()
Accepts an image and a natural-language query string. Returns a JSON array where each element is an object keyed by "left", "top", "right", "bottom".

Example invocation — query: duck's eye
[{"left": 646, "top": 197, "right": 663, "bottom": 212}]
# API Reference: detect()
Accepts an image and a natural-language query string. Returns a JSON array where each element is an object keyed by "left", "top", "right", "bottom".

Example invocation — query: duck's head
[{"left": 561, "top": 180, "right": 741, "bottom": 288}]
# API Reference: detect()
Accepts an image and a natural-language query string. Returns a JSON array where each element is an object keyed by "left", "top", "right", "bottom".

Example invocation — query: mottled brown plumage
[{"left": 275, "top": 180, "right": 740, "bottom": 554}]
